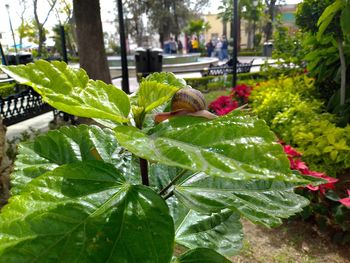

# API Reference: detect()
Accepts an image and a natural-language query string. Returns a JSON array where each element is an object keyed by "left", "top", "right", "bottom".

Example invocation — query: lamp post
[
  {"left": 0, "top": 42, "right": 7, "bottom": 65},
  {"left": 117, "top": 0, "right": 130, "bottom": 94},
  {"left": 5, "top": 4, "right": 18, "bottom": 54},
  {"left": 232, "top": 0, "right": 238, "bottom": 88}
]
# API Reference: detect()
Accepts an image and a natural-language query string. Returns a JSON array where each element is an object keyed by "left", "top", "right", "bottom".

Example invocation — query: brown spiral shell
[{"left": 171, "top": 88, "right": 206, "bottom": 112}]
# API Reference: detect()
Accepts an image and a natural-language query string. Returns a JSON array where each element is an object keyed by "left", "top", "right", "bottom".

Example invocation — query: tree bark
[
  {"left": 73, "top": 0, "right": 111, "bottom": 84},
  {"left": 37, "top": 26, "right": 44, "bottom": 57},
  {"left": 0, "top": 118, "right": 11, "bottom": 208},
  {"left": 264, "top": 0, "right": 277, "bottom": 42},
  {"left": 223, "top": 21, "right": 227, "bottom": 37}
]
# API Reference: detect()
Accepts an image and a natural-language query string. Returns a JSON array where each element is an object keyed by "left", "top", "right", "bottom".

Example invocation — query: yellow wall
[{"left": 203, "top": 14, "right": 248, "bottom": 47}]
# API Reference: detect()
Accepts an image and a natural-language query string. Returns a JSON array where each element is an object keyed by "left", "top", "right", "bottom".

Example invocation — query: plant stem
[
  {"left": 159, "top": 170, "right": 186, "bottom": 196},
  {"left": 163, "top": 191, "right": 174, "bottom": 200},
  {"left": 140, "top": 158, "right": 149, "bottom": 186},
  {"left": 135, "top": 111, "right": 149, "bottom": 186},
  {"left": 337, "top": 37, "right": 346, "bottom": 106}
]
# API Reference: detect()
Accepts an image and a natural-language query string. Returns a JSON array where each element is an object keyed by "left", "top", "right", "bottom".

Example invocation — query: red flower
[
  {"left": 289, "top": 158, "right": 308, "bottom": 171},
  {"left": 209, "top": 96, "right": 238, "bottom": 115},
  {"left": 339, "top": 190, "right": 350, "bottom": 207},
  {"left": 231, "top": 84, "right": 252, "bottom": 103},
  {"left": 300, "top": 170, "right": 338, "bottom": 194},
  {"left": 283, "top": 145, "right": 302, "bottom": 158},
  {"left": 280, "top": 143, "right": 338, "bottom": 195}
]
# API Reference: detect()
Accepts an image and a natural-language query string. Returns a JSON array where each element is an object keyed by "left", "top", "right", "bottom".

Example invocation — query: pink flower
[
  {"left": 283, "top": 145, "right": 302, "bottom": 158},
  {"left": 339, "top": 190, "right": 350, "bottom": 207},
  {"left": 209, "top": 96, "right": 238, "bottom": 115},
  {"left": 280, "top": 143, "right": 338, "bottom": 195},
  {"left": 289, "top": 158, "right": 308, "bottom": 171},
  {"left": 302, "top": 170, "right": 338, "bottom": 194},
  {"left": 231, "top": 84, "right": 252, "bottom": 103}
]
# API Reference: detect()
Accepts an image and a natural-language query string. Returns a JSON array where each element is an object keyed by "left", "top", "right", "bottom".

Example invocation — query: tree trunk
[
  {"left": 338, "top": 37, "right": 346, "bottom": 105},
  {"left": 73, "top": 0, "right": 111, "bottom": 84},
  {"left": 247, "top": 21, "right": 254, "bottom": 49},
  {"left": 264, "top": 0, "right": 277, "bottom": 42},
  {"left": 223, "top": 21, "right": 227, "bottom": 37},
  {"left": 37, "top": 25, "right": 44, "bottom": 57},
  {"left": 0, "top": 118, "right": 11, "bottom": 208}
]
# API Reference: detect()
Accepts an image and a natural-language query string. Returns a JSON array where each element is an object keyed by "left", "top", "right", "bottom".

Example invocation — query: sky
[{"left": 0, "top": 0, "right": 303, "bottom": 48}]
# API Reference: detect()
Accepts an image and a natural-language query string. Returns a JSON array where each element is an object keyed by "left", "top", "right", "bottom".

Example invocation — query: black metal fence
[{"left": 0, "top": 79, "right": 53, "bottom": 126}]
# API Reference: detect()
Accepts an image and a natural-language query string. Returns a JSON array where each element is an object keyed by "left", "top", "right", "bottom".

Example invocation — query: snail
[
  {"left": 154, "top": 87, "right": 217, "bottom": 123},
  {"left": 171, "top": 87, "right": 206, "bottom": 112}
]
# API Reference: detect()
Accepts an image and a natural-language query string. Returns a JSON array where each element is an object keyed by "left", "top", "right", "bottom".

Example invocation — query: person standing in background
[
  {"left": 205, "top": 40, "right": 214, "bottom": 57},
  {"left": 177, "top": 40, "right": 183, "bottom": 54},
  {"left": 221, "top": 36, "right": 228, "bottom": 60},
  {"left": 191, "top": 37, "right": 199, "bottom": 53},
  {"left": 169, "top": 37, "right": 177, "bottom": 54},
  {"left": 215, "top": 38, "right": 223, "bottom": 60},
  {"left": 163, "top": 38, "right": 171, "bottom": 54},
  {"left": 187, "top": 37, "right": 193, "bottom": 53}
]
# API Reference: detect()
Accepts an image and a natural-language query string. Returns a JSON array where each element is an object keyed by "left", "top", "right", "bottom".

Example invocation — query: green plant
[
  {"left": 272, "top": 21, "right": 305, "bottom": 65},
  {"left": 296, "top": 0, "right": 350, "bottom": 123},
  {"left": 0, "top": 61, "right": 322, "bottom": 262},
  {"left": 184, "top": 70, "right": 294, "bottom": 92},
  {"left": 0, "top": 82, "right": 16, "bottom": 98},
  {"left": 6, "top": 127, "right": 42, "bottom": 161},
  {"left": 250, "top": 75, "right": 350, "bottom": 176}
]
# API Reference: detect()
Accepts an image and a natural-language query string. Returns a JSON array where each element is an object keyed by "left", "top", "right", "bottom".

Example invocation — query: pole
[
  {"left": 0, "top": 42, "right": 7, "bottom": 65},
  {"left": 232, "top": 0, "right": 238, "bottom": 88},
  {"left": 117, "top": 0, "right": 130, "bottom": 94},
  {"left": 5, "top": 4, "right": 18, "bottom": 54},
  {"left": 59, "top": 25, "right": 68, "bottom": 63}
]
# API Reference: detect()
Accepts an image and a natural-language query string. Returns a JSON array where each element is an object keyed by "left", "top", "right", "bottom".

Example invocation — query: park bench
[{"left": 201, "top": 59, "right": 254, "bottom": 77}]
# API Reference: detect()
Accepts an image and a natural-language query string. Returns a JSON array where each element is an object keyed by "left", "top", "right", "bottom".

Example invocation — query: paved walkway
[{"left": 5, "top": 56, "right": 276, "bottom": 139}]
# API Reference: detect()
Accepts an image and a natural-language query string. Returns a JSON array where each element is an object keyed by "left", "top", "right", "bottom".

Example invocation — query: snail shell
[{"left": 171, "top": 87, "right": 206, "bottom": 112}]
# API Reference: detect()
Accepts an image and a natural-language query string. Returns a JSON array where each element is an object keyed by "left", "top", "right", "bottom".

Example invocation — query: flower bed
[{"left": 208, "top": 76, "right": 350, "bottom": 243}]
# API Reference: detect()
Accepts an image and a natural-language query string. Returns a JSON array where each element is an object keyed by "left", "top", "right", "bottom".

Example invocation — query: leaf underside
[
  {"left": 11, "top": 125, "right": 133, "bottom": 195},
  {"left": 0, "top": 161, "right": 174, "bottom": 263}
]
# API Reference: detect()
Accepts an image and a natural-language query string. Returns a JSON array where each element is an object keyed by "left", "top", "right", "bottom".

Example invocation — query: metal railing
[{"left": 0, "top": 79, "right": 53, "bottom": 126}]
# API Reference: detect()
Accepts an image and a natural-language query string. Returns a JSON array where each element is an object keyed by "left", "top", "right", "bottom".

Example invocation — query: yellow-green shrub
[{"left": 250, "top": 76, "right": 350, "bottom": 176}]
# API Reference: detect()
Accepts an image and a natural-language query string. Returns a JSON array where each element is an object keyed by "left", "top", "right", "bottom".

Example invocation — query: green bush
[
  {"left": 185, "top": 72, "right": 264, "bottom": 92},
  {"left": 0, "top": 82, "right": 16, "bottom": 98},
  {"left": 238, "top": 51, "right": 262, "bottom": 56},
  {"left": 250, "top": 76, "right": 350, "bottom": 176},
  {"left": 185, "top": 67, "right": 303, "bottom": 93}
]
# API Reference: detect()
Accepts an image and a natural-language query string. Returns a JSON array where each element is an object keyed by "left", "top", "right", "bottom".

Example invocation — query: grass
[{"left": 203, "top": 88, "right": 230, "bottom": 105}]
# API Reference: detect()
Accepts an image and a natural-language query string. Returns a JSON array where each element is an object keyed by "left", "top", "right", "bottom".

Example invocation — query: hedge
[{"left": 185, "top": 67, "right": 302, "bottom": 92}]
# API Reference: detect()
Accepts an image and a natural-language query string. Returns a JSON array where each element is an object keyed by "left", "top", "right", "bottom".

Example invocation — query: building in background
[
  {"left": 278, "top": 4, "right": 298, "bottom": 33},
  {"left": 203, "top": 12, "right": 249, "bottom": 49}
]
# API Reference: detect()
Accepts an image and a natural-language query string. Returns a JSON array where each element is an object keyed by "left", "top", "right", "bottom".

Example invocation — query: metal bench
[{"left": 202, "top": 59, "right": 254, "bottom": 77}]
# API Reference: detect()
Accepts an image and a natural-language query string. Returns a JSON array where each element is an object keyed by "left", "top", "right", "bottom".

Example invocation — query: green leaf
[
  {"left": 11, "top": 125, "right": 133, "bottom": 195},
  {"left": 144, "top": 72, "right": 187, "bottom": 88},
  {"left": 0, "top": 60, "right": 130, "bottom": 123},
  {"left": 174, "top": 172, "right": 310, "bottom": 227},
  {"left": 138, "top": 80, "right": 180, "bottom": 113},
  {"left": 317, "top": 0, "right": 342, "bottom": 26},
  {"left": 341, "top": 5, "right": 350, "bottom": 36},
  {"left": 317, "top": 0, "right": 343, "bottom": 39},
  {"left": 317, "top": 14, "right": 334, "bottom": 40},
  {"left": 115, "top": 112, "right": 308, "bottom": 183},
  {"left": 172, "top": 248, "right": 231, "bottom": 263},
  {"left": 168, "top": 197, "right": 243, "bottom": 256},
  {"left": 137, "top": 72, "right": 187, "bottom": 114},
  {"left": 0, "top": 161, "right": 174, "bottom": 263}
]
